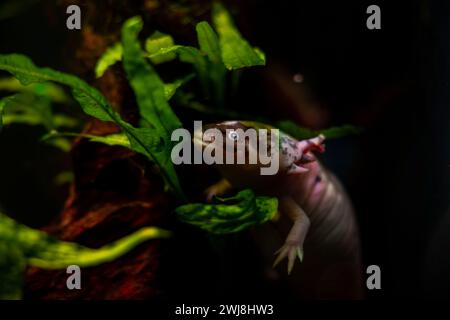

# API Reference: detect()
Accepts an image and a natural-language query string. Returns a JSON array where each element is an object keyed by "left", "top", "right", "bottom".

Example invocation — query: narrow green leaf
[
  {"left": 196, "top": 21, "right": 227, "bottom": 106},
  {"left": 1, "top": 96, "right": 78, "bottom": 131},
  {"left": 196, "top": 21, "right": 222, "bottom": 64},
  {"left": 121, "top": 16, "right": 182, "bottom": 134},
  {"left": 0, "top": 211, "right": 171, "bottom": 300},
  {"left": 42, "top": 129, "right": 163, "bottom": 154},
  {"left": 89, "top": 133, "right": 131, "bottom": 148},
  {"left": 121, "top": 16, "right": 184, "bottom": 197},
  {"left": 0, "top": 77, "right": 69, "bottom": 103},
  {"left": 176, "top": 189, "right": 278, "bottom": 234},
  {"left": 212, "top": 3, "right": 266, "bottom": 70},
  {"left": 95, "top": 42, "right": 123, "bottom": 78}
]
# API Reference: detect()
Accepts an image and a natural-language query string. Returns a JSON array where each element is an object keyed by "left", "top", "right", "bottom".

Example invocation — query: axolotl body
[{"left": 194, "top": 121, "right": 362, "bottom": 295}]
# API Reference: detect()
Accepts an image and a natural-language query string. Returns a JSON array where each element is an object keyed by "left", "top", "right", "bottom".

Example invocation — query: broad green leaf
[
  {"left": 176, "top": 189, "right": 278, "bottom": 234},
  {"left": 145, "top": 31, "right": 177, "bottom": 64},
  {"left": 71, "top": 88, "right": 113, "bottom": 122},
  {"left": 0, "top": 54, "right": 114, "bottom": 122},
  {"left": 212, "top": 3, "right": 266, "bottom": 70},
  {"left": 95, "top": 42, "right": 123, "bottom": 78}
]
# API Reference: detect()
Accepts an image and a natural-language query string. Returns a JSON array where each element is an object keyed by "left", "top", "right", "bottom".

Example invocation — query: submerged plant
[{"left": 0, "top": 212, "right": 171, "bottom": 299}]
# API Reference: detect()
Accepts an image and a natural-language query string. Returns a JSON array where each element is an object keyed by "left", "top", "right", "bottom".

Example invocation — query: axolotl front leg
[{"left": 273, "top": 196, "right": 310, "bottom": 274}]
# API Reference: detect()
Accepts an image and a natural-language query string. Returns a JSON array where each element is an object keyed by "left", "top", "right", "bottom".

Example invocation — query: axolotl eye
[{"left": 228, "top": 131, "right": 239, "bottom": 141}]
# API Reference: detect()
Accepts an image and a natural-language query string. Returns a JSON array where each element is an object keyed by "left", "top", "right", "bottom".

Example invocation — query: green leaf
[
  {"left": 95, "top": 42, "right": 123, "bottom": 78},
  {"left": 196, "top": 21, "right": 227, "bottom": 107},
  {"left": 121, "top": 17, "right": 181, "bottom": 134},
  {"left": 27, "top": 225, "right": 172, "bottom": 269},
  {"left": 0, "top": 77, "right": 70, "bottom": 103},
  {"left": 96, "top": 32, "right": 178, "bottom": 78},
  {"left": 0, "top": 94, "right": 51, "bottom": 130},
  {"left": 145, "top": 31, "right": 177, "bottom": 64},
  {"left": 212, "top": 3, "right": 266, "bottom": 70},
  {"left": 71, "top": 87, "right": 113, "bottom": 122},
  {"left": 0, "top": 243, "right": 26, "bottom": 300},
  {"left": 176, "top": 189, "right": 278, "bottom": 234},
  {"left": 1, "top": 96, "right": 79, "bottom": 132},
  {"left": 121, "top": 16, "right": 184, "bottom": 197},
  {"left": 95, "top": 42, "right": 190, "bottom": 100},
  {"left": 0, "top": 54, "right": 114, "bottom": 122},
  {"left": 196, "top": 21, "right": 222, "bottom": 64},
  {"left": 89, "top": 133, "right": 131, "bottom": 148},
  {"left": 45, "top": 131, "right": 132, "bottom": 149},
  {"left": 0, "top": 211, "right": 171, "bottom": 299}
]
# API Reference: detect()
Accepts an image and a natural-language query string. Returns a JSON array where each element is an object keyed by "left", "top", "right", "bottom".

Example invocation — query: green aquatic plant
[
  {"left": 176, "top": 189, "right": 278, "bottom": 234},
  {"left": 0, "top": 212, "right": 171, "bottom": 299}
]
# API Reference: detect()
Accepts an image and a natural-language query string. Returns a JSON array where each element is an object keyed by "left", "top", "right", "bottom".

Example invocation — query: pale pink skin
[{"left": 202, "top": 122, "right": 362, "bottom": 297}]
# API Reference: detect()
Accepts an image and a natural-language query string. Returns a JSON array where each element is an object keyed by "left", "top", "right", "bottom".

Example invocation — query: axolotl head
[{"left": 193, "top": 120, "right": 325, "bottom": 187}]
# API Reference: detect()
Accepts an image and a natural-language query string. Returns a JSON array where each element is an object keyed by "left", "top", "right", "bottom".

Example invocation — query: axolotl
[{"left": 193, "top": 121, "right": 361, "bottom": 284}]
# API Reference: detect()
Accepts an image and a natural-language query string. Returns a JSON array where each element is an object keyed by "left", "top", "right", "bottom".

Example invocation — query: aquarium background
[{"left": 0, "top": 0, "right": 449, "bottom": 300}]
